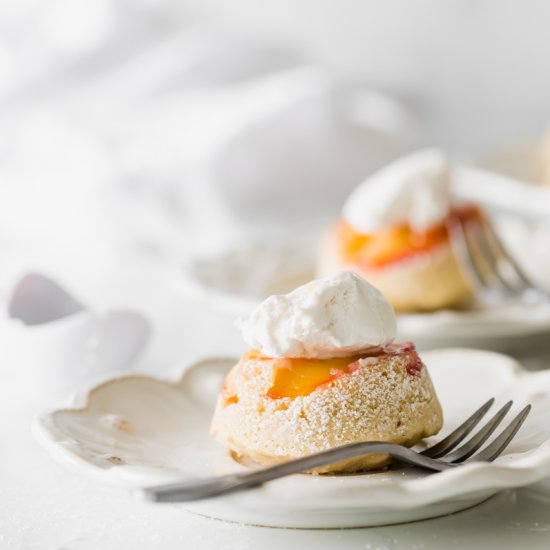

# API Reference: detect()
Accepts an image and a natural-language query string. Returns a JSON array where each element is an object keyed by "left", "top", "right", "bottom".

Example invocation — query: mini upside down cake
[
  {"left": 318, "top": 149, "right": 479, "bottom": 312},
  {"left": 211, "top": 272, "right": 443, "bottom": 473}
]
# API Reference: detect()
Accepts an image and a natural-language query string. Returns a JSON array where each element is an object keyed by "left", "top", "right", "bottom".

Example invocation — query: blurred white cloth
[
  {"left": 104, "top": 68, "right": 414, "bottom": 259},
  {"left": 0, "top": 5, "right": 416, "bottom": 297}
]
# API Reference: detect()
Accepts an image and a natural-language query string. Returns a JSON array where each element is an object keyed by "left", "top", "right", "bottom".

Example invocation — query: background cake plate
[{"left": 179, "top": 238, "right": 550, "bottom": 355}]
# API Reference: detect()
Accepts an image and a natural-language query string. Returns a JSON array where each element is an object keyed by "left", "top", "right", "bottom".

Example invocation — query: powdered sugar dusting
[{"left": 211, "top": 347, "right": 442, "bottom": 472}]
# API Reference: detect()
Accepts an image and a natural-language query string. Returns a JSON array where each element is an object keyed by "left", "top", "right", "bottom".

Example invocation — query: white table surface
[{"left": 2, "top": 259, "right": 550, "bottom": 550}]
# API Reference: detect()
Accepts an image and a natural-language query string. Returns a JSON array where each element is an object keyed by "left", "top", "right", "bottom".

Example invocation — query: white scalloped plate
[{"left": 34, "top": 349, "right": 550, "bottom": 528}]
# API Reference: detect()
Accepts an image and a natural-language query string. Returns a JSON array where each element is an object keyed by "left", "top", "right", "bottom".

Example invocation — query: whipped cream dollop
[
  {"left": 342, "top": 148, "right": 451, "bottom": 233},
  {"left": 236, "top": 271, "right": 396, "bottom": 358}
]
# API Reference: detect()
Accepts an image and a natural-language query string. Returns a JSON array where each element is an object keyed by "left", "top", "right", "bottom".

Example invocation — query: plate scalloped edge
[{"left": 32, "top": 349, "right": 550, "bottom": 528}]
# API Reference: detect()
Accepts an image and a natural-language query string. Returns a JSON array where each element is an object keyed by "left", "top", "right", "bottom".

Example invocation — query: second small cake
[
  {"left": 318, "top": 149, "right": 476, "bottom": 312},
  {"left": 211, "top": 272, "right": 443, "bottom": 473}
]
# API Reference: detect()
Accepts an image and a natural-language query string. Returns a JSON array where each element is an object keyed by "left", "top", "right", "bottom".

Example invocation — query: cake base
[
  {"left": 318, "top": 230, "right": 473, "bottom": 312},
  {"left": 211, "top": 345, "right": 443, "bottom": 474}
]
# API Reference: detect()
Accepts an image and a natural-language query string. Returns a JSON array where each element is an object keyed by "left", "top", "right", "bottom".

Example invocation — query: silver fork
[
  {"left": 448, "top": 213, "right": 549, "bottom": 305},
  {"left": 141, "top": 399, "right": 531, "bottom": 503}
]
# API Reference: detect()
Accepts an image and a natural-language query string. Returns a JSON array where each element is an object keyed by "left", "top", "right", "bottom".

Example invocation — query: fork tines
[
  {"left": 448, "top": 213, "right": 549, "bottom": 304},
  {"left": 422, "top": 398, "right": 531, "bottom": 467}
]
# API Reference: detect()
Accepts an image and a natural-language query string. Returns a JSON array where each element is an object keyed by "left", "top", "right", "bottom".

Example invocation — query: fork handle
[{"left": 142, "top": 442, "right": 456, "bottom": 503}]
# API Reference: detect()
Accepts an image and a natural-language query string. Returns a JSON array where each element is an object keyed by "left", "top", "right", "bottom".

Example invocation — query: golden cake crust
[
  {"left": 211, "top": 346, "right": 443, "bottom": 473},
  {"left": 318, "top": 228, "right": 472, "bottom": 312}
]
